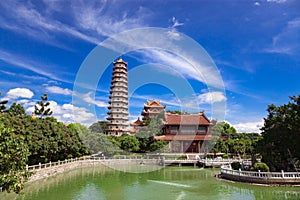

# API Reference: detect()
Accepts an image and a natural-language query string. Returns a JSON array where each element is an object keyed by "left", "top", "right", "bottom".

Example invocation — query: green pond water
[{"left": 2, "top": 165, "right": 300, "bottom": 200}]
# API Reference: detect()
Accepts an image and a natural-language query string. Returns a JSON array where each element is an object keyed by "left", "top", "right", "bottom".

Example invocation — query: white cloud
[
  {"left": 26, "top": 100, "right": 97, "bottom": 125},
  {"left": 263, "top": 17, "right": 300, "bottom": 55},
  {"left": 45, "top": 85, "right": 72, "bottom": 95},
  {"left": 0, "top": 49, "right": 72, "bottom": 84},
  {"left": 0, "top": 1, "right": 100, "bottom": 46},
  {"left": 82, "top": 92, "right": 108, "bottom": 107},
  {"left": 6, "top": 88, "right": 34, "bottom": 99},
  {"left": 0, "top": 1, "right": 151, "bottom": 46},
  {"left": 198, "top": 91, "right": 227, "bottom": 104},
  {"left": 101, "top": 28, "right": 225, "bottom": 90},
  {"left": 133, "top": 49, "right": 223, "bottom": 89},
  {"left": 232, "top": 120, "right": 264, "bottom": 133},
  {"left": 254, "top": 2, "right": 261, "bottom": 6},
  {"left": 73, "top": 1, "right": 150, "bottom": 36}
]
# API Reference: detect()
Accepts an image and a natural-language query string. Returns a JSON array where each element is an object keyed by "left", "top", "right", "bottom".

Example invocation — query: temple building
[
  {"left": 156, "top": 112, "right": 213, "bottom": 153},
  {"left": 106, "top": 58, "right": 129, "bottom": 136},
  {"left": 141, "top": 99, "right": 166, "bottom": 120},
  {"left": 130, "top": 117, "right": 143, "bottom": 133},
  {"left": 133, "top": 99, "right": 213, "bottom": 153}
]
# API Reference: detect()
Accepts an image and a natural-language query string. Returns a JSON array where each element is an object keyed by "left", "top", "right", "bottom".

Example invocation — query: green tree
[
  {"left": 7, "top": 103, "right": 25, "bottom": 116},
  {"left": 258, "top": 95, "right": 300, "bottom": 171},
  {"left": 209, "top": 121, "right": 237, "bottom": 155},
  {"left": 89, "top": 121, "right": 108, "bottom": 133},
  {"left": 0, "top": 114, "right": 88, "bottom": 165},
  {"left": 135, "top": 116, "right": 163, "bottom": 152},
  {"left": 118, "top": 134, "right": 140, "bottom": 153},
  {"left": 149, "top": 140, "right": 168, "bottom": 153},
  {"left": 34, "top": 94, "right": 53, "bottom": 118},
  {"left": 166, "top": 110, "right": 189, "bottom": 115},
  {"left": 0, "top": 91, "right": 8, "bottom": 113},
  {"left": 211, "top": 121, "right": 237, "bottom": 136},
  {"left": 71, "top": 123, "right": 120, "bottom": 156},
  {"left": 0, "top": 121, "right": 30, "bottom": 193}
]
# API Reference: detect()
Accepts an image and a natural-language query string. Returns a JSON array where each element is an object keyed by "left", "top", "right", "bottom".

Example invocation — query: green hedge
[
  {"left": 231, "top": 162, "right": 241, "bottom": 170},
  {"left": 253, "top": 162, "right": 270, "bottom": 172}
]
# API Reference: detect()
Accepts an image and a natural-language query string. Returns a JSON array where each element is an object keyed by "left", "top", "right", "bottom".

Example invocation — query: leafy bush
[
  {"left": 222, "top": 153, "right": 229, "bottom": 159},
  {"left": 231, "top": 162, "right": 241, "bottom": 170},
  {"left": 253, "top": 162, "right": 270, "bottom": 172},
  {"left": 177, "top": 155, "right": 187, "bottom": 160}
]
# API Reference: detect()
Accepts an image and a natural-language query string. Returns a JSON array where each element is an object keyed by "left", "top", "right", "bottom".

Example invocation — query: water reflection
[{"left": 1, "top": 165, "right": 299, "bottom": 200}]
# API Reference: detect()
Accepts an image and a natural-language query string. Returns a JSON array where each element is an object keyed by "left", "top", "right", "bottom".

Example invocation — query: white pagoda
[{"left": 106, "top": 57, "right": 129, "bottom": 136}]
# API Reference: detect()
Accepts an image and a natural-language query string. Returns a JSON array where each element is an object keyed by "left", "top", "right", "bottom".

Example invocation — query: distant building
[
  {"left": 106, "top": 57, "right": 129, "bottom": 136},
  {"left": 133, "top": 99, "right": 213, "bottom": 153},
  {"left": 156, "top": 112, "right": 213, "bottom": 153},
  {"left": 130, "top": 117, "right": 143, "bottom": 133},
  {"left": 141, "top": 99, "right": 166, "bottom": 120}
]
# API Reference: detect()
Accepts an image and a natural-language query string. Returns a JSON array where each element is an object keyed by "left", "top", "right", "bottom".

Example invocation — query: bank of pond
[{"left": 1, "top": 164, "right": 300, "bottom": 200}]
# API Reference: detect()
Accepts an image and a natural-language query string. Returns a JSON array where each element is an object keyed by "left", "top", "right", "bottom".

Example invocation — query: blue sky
[{"left": 0, "top": 0, "right": 299, "bottom": 132}]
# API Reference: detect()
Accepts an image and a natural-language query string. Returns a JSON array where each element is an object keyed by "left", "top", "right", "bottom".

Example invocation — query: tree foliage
[
  {"left": 210, "top": 122, "right": 262, "bottom": 158},
  {"left": 71, "top": 123, "right": 120, "bottom": 156},
  {"left": 231, "top": 162, "right": 241, "bottom": 170},
  {"left": 118, "top": 134, "right": 140, "bottom": 153},
  {"left": 253, "top": 162, "right": 270, "bottom": 172},
  {"left": 149, "top": 140, "right": 168, "bottom": 153},
  {"left": 34, "top": 94, "right": 53, "bottom": 118},
  {"left": 0, "top": 97, "right": 91, "bottom": 194},
  {"left": 0, "top": 121, "right": 30, "bottom": 193},
  {"left": 89, "top": 121, "right": 108, "bottom": 133},
  {"left": 7, "top": 103, "right": 25, "bottom": 116},
  {"left": 135, "top": 116, "right": 164, "bottom": 152},
  {"left": 258, "top": 95, "right": 300, "bottom": 171},
  {"left": 0, "top": 92, "right": 8, "bottom": 113},
  {"left": 166, "top": 110, "right": 188, "bottom": 115},
  {"left": 212, "top": 132, "right": 262, "bottom": 157},
  {"left": 211, "top": 121, "right": 237, "bottom": 136},
  {"left": 0, "top": 112, "right": 88, "bottom": 165}
]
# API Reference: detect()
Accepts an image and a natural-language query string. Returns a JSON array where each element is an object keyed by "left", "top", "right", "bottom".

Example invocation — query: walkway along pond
[
  {"left": 219, "top": 165, "right": 300, "bottom": 185},
  {"left": 26, "top": 156, "right": 249, "bottom": 182}
]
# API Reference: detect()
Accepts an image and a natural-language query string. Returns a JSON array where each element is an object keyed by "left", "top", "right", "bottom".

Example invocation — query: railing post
[
  {"left": 50, "top": 161, "right": 52, "bottom": 167},
  {"left": 26, "top": 164, "right": 28, "bottom": 171},
  {"left": 39, "top": 163, "right": 41, "bottom": 170},
  {"left": 258, "top": 170, "right": 261, "bottom": 177},
  {"left": 58, "top": 160, "right": 60, "bottom": 165},
  {"left": 281, "top": 170, "right": 285, "bottom": 178}
]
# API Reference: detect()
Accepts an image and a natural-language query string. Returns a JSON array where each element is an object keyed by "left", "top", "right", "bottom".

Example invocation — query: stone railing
[
  {"left": 220, "top": 165, "right": 300, "bottom": 185},
  {"left": 26, "top": 156, "right": 254, "bottom": 172},
  {"left": 26, "top": 156, "right": 105, "bottom": 171}
]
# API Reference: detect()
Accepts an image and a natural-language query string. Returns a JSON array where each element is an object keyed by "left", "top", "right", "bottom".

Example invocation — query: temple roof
[
  {"left": 164, "top": 112, "right": 211, "bottom": 125},
  {"left": 144, "top": 99, "right": 166, "bottom": 108},
  {"left": 131, "top": 117, "right": 142, "bottom": 126},
  {"left": 113, "top": 57, "right": 128, "bottom": 66}
]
